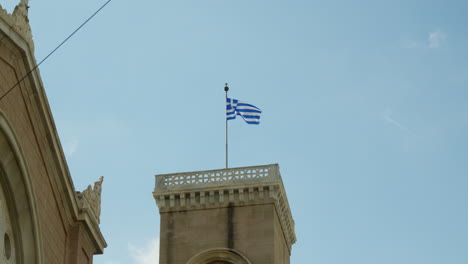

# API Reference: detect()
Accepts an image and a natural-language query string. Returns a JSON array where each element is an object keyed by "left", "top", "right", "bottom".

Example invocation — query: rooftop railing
[{"left": 154, "top": 164, "right": 281, "bottom": 192}]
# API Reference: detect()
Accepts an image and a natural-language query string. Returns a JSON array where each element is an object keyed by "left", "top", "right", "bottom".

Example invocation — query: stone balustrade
[{"left": 155, "top": 164, "right": 281, "bottom": 192}]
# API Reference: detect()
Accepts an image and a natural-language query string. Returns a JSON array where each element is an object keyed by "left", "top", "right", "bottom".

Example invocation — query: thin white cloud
[
  {"left": 401, "top": 29, "right": 447, "bottom": 49},
  {"left": 383, "top": 110, "right": 410, "bottom": 133},
  {"left": 129, "top": 238, "right": 159, "bottom": 264},
  {"left": 428, "top": 30, "right": 446, "bottom": 48},
  {"left": 64, "top": 139, "right": 79, "bottom": 158}
]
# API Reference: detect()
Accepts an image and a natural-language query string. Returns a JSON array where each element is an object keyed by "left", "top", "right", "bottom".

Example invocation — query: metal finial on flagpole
[{"left": 225, "top": 83, "right": 229, "bottom": 169}]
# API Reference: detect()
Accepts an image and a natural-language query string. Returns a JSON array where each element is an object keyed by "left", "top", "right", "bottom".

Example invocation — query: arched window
[
  {"left": 186, "top": 248, "right": 252, "bottom": 264},
  {"left": 0, "top": 112, "right": 42, "bottom": 264},
  {"left": 0, "top": 178, "right": 16, "bottom": 263}
]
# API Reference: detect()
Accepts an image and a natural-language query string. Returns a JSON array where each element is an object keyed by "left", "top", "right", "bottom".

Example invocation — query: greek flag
[{"left": 226, "top": 98, "right": 262, "bottom": 125}]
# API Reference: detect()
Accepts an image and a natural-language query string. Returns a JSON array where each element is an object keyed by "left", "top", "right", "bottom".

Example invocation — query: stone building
[
  {"left": 0, "top": 1, "right": 106, "bottom": 263},
  {"left": 153, "top": 164, "right": 296, "bottom": 264}
]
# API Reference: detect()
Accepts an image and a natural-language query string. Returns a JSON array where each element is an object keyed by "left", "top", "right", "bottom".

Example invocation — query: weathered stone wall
[
  {"left": 0, "top": 4, "right": 105, "bottom": 263},
  {"left": 159, "top": 203, "right": 278, "bottom": 264},
  {"left": 1, "top": 36, "right": 63, "bottom": 264},
  {"left": 274, "top": 207, "right": 291, "bottom": 264}
]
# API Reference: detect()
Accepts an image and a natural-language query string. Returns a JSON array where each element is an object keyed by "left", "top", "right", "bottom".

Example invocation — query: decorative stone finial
[
  {"left": 0, "top": 0, "right": 34, "bottom": 52},
  {"left": 77, "top": 176, "right": 104, "bottom": 224},
  {"left": 13, "top": 0, "right": 29, "bottom": 17}
]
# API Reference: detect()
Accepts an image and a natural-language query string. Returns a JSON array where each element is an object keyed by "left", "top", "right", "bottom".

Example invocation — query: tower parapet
[{"left": 154, "top": 164, "right": 296, "bottom": 264}]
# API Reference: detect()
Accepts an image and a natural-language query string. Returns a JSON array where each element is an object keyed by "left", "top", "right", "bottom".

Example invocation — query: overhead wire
[{"left": 0, "top": 0, "right": 112, "bottom": 102}]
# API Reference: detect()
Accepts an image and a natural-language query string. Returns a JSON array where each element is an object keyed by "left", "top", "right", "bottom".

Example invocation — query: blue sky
[{"left": 4, "top": 0, "right": 468, "bottom": 263}]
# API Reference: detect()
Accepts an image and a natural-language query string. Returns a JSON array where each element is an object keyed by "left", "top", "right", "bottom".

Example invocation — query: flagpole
[{"left": 224, "top": 83, "right": 229, "bottom": 169}]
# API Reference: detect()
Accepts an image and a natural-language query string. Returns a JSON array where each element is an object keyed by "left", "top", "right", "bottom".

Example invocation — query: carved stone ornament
[
  {"left": 0, "top": 0, "right": 35, "bottom": 52},
  {"left": 77, "top": 176, "right": 104, "bottom": 224}
]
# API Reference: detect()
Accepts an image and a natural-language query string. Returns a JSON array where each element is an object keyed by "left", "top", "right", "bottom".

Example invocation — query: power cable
[{"left": 0, "top": 0, "right": 112, "bottom": 102}]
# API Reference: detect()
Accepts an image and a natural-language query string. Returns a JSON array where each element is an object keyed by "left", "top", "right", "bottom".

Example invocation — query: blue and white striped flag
[{"left": 226, "top": 98, "right": 262, "bottom": 125}]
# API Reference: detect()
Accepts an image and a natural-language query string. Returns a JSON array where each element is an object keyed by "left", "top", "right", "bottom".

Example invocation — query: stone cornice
[{"left": 153, "top": 164, "right": 297, "bottom": 253}]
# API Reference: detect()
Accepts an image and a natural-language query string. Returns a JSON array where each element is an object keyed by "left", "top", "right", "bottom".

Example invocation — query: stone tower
[{"left": 153, "top": 164, "right": 296, "bottom": 264}]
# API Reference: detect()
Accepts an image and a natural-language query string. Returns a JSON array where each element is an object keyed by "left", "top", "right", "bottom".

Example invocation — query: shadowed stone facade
[
  {"left": 154, "top": 164, "right": 296, "bottom": 264},
  {"left": 0, "top": 2, "right": 106, "bottom": 263}
]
